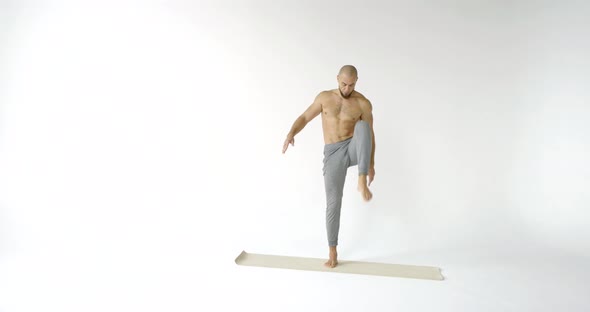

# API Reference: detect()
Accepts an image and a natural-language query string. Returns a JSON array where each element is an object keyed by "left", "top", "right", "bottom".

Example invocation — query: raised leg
[{"left": 348, "top": 120, "right": 373, "bottom": 201}]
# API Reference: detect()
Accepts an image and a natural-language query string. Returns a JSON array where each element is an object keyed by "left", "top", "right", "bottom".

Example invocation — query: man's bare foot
[
  {"left": 358, "top": 175, "right": 373, "bottom": 201},
  {"left": 324, "top": 247, "right": 338, "bottom": 268}
]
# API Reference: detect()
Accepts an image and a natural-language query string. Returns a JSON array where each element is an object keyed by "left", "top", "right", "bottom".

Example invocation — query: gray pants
[{"left": 322, "top": 120, "right": 372, "bottom": 247}]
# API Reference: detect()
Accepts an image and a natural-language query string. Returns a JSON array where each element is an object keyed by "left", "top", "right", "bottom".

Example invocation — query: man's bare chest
[{"left": 322, "top": 99, "right": 362, "bottom": 120}]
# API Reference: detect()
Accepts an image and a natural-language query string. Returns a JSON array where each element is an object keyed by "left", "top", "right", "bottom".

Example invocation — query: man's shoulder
[
  {"left": 353, "top": 91, "right": 371, "bottom": 105},
  {"left": 353, "top": 91, "right": 368, "bottom": 100},
  {"left": 314, "top": 89, "right": 337, "bottom": 103},
  {"left": 317, "top": 89, "right": 337, "bottom": 97}
]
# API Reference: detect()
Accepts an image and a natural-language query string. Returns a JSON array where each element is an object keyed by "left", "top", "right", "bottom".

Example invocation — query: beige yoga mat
[{"left": 235, "top": 250, "right": 444, "bottom": 280}]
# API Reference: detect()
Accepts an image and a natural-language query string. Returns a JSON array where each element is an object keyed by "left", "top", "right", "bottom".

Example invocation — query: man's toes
[{"left": 324, "top": 259, "right": 337, "bottom": 268}]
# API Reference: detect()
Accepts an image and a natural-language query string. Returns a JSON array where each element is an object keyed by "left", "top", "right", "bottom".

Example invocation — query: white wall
[
  {"left": 233, "top": 0, "right": 590, "bottom": 256},
  {"left": 1, "top": 1, "right": 589, "bottom": 311},
  {"left": 507, "top": 2, "right": 590, "bottom": 256}
]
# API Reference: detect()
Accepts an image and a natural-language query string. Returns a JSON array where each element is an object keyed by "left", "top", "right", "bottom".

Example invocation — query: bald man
[{"left": 282, "top": 65, "right": 376, "bottom": 268}]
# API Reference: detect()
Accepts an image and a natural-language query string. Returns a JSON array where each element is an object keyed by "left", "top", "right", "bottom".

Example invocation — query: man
[{"left": 282, "top": 65, "right": 376, "bottom": 268}]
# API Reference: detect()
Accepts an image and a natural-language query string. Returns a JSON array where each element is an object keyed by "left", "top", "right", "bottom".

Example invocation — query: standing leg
[
  {"left": 324, "top": 162, "right": 347, "bottom": 247},
  {"left": 322, "top": 140, "right": 351, "bottom": 267},
  {"left": 348, "top": 120, "right": 373, "bottom": 201}
]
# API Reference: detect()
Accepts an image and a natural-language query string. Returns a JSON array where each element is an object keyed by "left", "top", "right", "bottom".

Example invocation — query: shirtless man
[{"left": 282, "top": 65, "right": 376, "bottom": 268}]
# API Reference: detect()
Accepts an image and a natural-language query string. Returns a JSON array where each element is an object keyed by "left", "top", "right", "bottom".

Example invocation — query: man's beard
[{"left": 339, "top": 88, "right": 352, "bottom": 99}]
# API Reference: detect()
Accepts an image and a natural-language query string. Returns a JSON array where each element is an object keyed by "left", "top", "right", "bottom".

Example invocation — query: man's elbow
[
  {"left": 299, "top": 114, "right": 312, "bottom": 124},
  {"left": 294, "top": 115, "right": 308, "bottom": 128}
]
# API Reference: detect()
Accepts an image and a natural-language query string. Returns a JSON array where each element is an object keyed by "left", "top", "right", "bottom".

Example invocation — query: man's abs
[{"left": 321, "top": 118, "right": 358, "bottom": 144}]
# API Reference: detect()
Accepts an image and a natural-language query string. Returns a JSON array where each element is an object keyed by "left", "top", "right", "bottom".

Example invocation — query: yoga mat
[{"left": 235, "top": 250, "right": 444, "bottom": 280}]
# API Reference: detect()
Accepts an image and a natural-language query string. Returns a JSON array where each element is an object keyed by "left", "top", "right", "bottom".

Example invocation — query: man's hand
[
  {"left": 282, "top": 136, "right": 295, "bottom": 154},
  {"left": 368, "top": 167, "right": 375, "bottom": 186}
]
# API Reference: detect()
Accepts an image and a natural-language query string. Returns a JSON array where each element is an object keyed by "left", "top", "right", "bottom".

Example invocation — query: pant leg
[
  {"left": 323, "top": 139, "right": 352, "bottom": 247},
  {"left": 348, "top": 120, "right": 373, "bottom": 175}
]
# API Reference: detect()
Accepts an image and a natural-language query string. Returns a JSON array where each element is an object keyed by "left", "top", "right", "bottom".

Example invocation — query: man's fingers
[{"left": 283, "top": 137, "right": 294, "bottom": 153}]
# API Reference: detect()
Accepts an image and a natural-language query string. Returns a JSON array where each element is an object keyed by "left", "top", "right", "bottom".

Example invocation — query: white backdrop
[{"left": 1, "top": 1, "right": 589, "bottom": 311}]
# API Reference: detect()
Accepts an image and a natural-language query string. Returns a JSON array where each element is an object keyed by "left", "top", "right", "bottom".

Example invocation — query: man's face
[{"left": 337, "top": 74, "right": 357, "bottom": 99}]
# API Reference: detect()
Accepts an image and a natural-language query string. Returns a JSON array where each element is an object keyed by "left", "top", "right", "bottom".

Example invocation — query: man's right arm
[{"left": 282, "top": 92, "right": 323, "bottom": 153}]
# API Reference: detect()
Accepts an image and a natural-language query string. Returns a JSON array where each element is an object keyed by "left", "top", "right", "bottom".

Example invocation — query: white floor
[
  {"left": 1, "top": 238, "right": 588, "bottom": 312},
  {"left": 230, "top": 241, "right": 590, "bottom": 312}
]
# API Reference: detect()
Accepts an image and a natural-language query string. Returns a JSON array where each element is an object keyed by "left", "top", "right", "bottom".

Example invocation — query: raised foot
[
  {"left": 358, "top": 175, "right": 373, "bottom": 201},
  {"left": 357, "top": 184, "right": 373, "bottom": 201}
]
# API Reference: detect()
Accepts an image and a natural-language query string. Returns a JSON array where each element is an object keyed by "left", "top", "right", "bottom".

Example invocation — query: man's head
[{"left": 337, "top": 65, "right": 358, "bottom": 99}]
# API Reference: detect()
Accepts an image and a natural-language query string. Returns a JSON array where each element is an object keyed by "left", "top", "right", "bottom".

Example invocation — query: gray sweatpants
[{"left": 322, "top": 120, "right": 372, "bottom": 247}]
